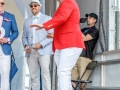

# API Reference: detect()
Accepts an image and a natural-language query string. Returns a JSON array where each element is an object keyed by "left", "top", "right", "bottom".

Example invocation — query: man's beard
[
  {"left": 32, "top": 11, "right": 39, "bottom": 15},
  {"left": 32, "top": 12, "right": 37, "bottom": 15}
]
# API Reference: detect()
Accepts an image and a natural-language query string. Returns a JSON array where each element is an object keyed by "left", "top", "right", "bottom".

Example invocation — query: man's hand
[
  {"left": 30, "top": 24, "right": 44, "bottom": 30},
  {"left": 33, "top": 43, "right": 41, "bottom": 50},
  {"left": 47, "top": 33, "right": 54, "bottom": 38},
  {"left": 25, "top": 45, "right": 31, "bottom": 53},
  {"left": 0, "top": 38, "right": 4, "bottom": 44},
  {"left": 0, "top": 38, "right": 8, "bottom": 44}
]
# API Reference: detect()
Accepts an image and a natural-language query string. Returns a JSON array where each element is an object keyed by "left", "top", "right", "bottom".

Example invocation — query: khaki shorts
[{"left": 71, "top": 57, "right": 92, "bottom": 80}]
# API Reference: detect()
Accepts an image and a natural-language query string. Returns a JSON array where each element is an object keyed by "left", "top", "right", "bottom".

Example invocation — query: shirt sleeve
[
  {"left": 81, "top": 28, "right": 85, "bottom": 33},
  {"left": 88, "top": 29, "right": 99, "bottom": 39}
]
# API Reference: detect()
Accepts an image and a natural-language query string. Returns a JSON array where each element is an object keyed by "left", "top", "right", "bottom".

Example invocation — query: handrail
[
  {"left": 98, "top": 59, "right": 120, "bottom": 65},
  {"left": 87, "top": 86, "right": 120, "bottom": 90},
  {"left": 93, "top": 49, "right": 120, "bottom": 56},
  {"left": 92, "top": 49, "right": 120, "bottom": 65}
]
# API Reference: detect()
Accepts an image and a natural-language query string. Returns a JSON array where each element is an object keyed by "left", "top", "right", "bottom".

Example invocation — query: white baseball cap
[{"left": 31, "top": 0, "right": 42, "bottom": 6}]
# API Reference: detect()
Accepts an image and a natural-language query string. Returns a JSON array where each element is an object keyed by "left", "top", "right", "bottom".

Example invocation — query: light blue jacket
[{"left": 22, "top": 13, "right": 54, "bottom": 57}]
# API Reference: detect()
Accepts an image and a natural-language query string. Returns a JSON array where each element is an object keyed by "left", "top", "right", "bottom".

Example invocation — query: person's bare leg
[
  {"left": 81, "top": 83, "right": 87, "bottom": 90},
  {"left": 72, "top": 82, "right": 87, "bottom": 90},
  {"left": 72, "top": 82, "right": 76, "bottom": 90}
]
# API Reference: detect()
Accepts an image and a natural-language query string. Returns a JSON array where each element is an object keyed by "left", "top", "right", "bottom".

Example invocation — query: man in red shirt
[{"left": 30, "top": 0, "right": 85, "bottom": 90}]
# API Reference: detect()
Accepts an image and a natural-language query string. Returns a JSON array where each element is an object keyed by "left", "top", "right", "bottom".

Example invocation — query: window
[{"left": 115, "top": 0, "right": 120, "bottom": 49}]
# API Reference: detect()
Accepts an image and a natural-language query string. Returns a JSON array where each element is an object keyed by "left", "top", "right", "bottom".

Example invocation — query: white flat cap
[{"left": 31, "top": 0, "right": 42, "bottom": 6}]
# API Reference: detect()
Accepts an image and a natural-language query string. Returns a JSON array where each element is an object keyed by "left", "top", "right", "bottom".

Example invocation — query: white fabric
[
  {"left": 27, "top": 49, "right": 51, "bottom": 90},
  {"left": 0, "top": 45, "right": 10, "bottom": 90},
  {"left": 54, "top": 47, "right": 82, "bottom": 90},
  {"left": 0, "top": 11, "right": 4, "bottom": 27},
  {"left": 31, "top": 0, "right": 42, "bottom": 6},
  {"left": 32, "top": 13, "right": 40, "bottom": 44}
]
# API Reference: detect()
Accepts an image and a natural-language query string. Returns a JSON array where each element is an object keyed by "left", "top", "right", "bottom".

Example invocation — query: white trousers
[
  {"left": 0, "top": 45, "right": 10, "bottom": 90},
  {"left": 54, "top": 47, "right": 82, "bottom": 90},
  {"left": 27, "top": 49, "right": 51, "bottom": 90}
]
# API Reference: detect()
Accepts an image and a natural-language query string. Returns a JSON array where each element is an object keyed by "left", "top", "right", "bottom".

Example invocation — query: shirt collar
[
  {"left": 0, "top": 11, "right": 4, "bottom": 14},
  {"left": 0, "top": 11, "right": 4, "bottom": 17},
  {"left": 89, "top": 25, "right": 96, "bottom": 29},
  {"left": 33, "top": 12, "right": 41, "bottom": 19}
]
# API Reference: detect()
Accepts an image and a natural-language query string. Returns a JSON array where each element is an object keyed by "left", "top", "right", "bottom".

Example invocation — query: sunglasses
[
  {"left": 30, "top": 4, "right": 40, "bottom": 8},
  {"left": 0, "top": 2, "right": 5, "bottom": 5}
]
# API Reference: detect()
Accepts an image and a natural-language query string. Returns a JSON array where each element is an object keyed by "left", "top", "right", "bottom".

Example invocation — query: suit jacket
[
  {"left": 22, "top": 12, "right": 54, "bottom": 57},
  {"left": 1, "top": 11, "right": 19, "bottom": 55},
  {"left": 43, "top": 0, "right": 85, "bottom": 52}
]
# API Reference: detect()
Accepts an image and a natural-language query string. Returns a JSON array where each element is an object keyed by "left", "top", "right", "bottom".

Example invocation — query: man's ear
[{"left": 94, "top": 19, "right": 97, "bottom": 23}]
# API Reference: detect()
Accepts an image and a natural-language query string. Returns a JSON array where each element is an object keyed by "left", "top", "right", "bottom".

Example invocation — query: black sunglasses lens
[
  {"left": 0, "top": 2, "right": 5, "bottom": 5},
  {"left": 34, "top": 4, "right": 38, "bottom": 7},
  {"left": 30, "top": 5, "right": 33, "bottom": 8},
  {"left": 30, "top": 4, "right": 39, "bottom": 8}
]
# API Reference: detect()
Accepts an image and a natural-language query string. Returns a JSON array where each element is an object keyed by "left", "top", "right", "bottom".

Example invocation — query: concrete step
[{"left": 87, "top": 87, "right": 120, "bottom": 90}]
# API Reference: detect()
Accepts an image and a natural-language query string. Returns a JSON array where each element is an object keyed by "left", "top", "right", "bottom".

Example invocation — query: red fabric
[{"left": 43, "top": 0, "right": 85, "bottom": 52}]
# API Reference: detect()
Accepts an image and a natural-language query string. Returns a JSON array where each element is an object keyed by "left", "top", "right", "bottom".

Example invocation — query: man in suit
[
  {"left": 22, "top": 0, "right": 53, "bottom": 90},
  {"left": 30, "top": 0, "right": 85, "bottom": 90},
  {"left": 0, "top": 0, "right": 19, "bottom": 90}
]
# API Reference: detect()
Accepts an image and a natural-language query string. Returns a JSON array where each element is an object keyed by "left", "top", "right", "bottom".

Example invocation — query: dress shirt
[
  {"left": 0, "top": 11, "right": 4, "bottom": 26},
  {"left": 0, "top": 11, "right": 4, "bottom": 54},
  {"left": 32, "top": 12, "right": 41, "bottom": 44}
]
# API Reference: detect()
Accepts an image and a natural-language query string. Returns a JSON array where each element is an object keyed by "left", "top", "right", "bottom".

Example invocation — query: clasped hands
[
  {"left": 0, "top": 38, "right": 9, "bottom": 44},
  {"left": 25, "top": 43, "right": 42, "bottom": 53}
]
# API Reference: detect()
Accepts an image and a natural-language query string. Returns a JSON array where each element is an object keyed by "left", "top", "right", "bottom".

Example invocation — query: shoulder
[
  {"left": 62, "top": 0, "right": 78, "bottom": 7},
  {"left": 63, "top": 0, "right": 75, "bottom": 4},
  {"left": 90, "top": 26, "right": 99, "bottom": 37},
  {"left": 41, "top": 13, "right": 52, "bottom": 19},
  {"left": 41, "top": 13, "right": 52, "bottom": 22},
  {"left": 92, "top": 26, "right": 99, "bottom": 33},
  {"left": 81, "top": 27, "right": 88, "bottom": 31},
  {"left": 24, "top": 15, "right": 32, "bottom": 22},
  {"left": 26, "top": 15, "right": 32, "bottom": 20},
  {"left": 4, "top": 11, "right": 15, "bottom": 17},
  {"left": 82, "top": 27, "right": 88, "bottom": 30}
]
